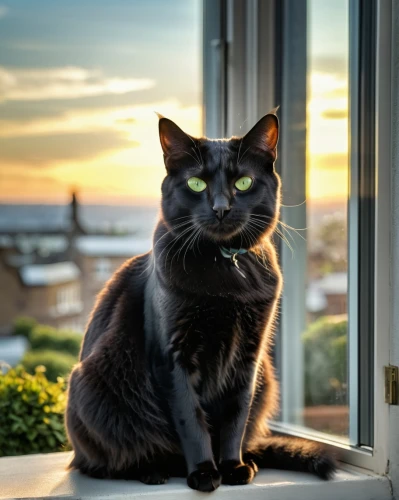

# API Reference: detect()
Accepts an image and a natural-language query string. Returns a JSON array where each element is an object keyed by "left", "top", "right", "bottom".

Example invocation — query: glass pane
[
  {"left": 279, "top": 0, "right": 349, "bottom": 438},
  {"left": 305, "top": 0, "right": 349, "bottom": 437},
  {"left": 0, "top": 1, "right": 201, "bottom": 354}
]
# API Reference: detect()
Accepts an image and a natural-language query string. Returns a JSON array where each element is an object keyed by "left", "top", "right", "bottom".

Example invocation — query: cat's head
[{"left": 158, "top": 112, "right": 280, "bottom": 247}]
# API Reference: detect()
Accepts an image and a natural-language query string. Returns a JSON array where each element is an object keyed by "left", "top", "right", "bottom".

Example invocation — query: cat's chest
[{"left": 168, "top": 297, "right": 268, "bottom": 399}]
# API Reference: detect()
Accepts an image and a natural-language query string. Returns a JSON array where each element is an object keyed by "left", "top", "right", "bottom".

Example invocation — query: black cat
[{"left": 66, "top": 112, "right": 336, "bottom": 492}]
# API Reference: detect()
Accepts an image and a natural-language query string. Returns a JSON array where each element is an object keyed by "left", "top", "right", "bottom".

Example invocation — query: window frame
[{"left": 203, "top": 0, "right": 392, "bottom": 474}]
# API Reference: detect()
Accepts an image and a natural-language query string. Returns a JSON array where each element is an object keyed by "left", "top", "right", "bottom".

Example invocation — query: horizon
[{"left": 0, "top": 196, "right": 347, "bottom": 209}]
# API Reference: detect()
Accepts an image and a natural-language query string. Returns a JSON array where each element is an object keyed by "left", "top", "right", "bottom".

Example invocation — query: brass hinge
[{"left": 385, "top": 366, "right": 398, "bottom": 405}]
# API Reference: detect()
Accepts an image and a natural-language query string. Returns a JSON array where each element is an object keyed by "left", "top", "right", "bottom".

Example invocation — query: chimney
[{"left": 69, "top": 190, "right": 86, "bottom": 236}]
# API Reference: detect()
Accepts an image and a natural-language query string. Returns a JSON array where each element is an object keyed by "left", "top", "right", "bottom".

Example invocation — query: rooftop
[
  {"left": 75, "top": 235, "right": 151, "bottom": 257},
  {"left": 19, "top": 261, "right": 81, "bottom": 287}
]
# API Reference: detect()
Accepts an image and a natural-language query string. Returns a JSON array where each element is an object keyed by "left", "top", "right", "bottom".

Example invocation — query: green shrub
[
  {"left": 30, "top": 325, "right": 82, "bottom": 357},
  {"left": 22, "top": 350, "right": 77, "bottom": 382},
  {"left": 303, "top": 315, "right": 347, "bottom": 406},
  {"left": 0, "top": 366, "right": 67, "bottom": 456},
  {"left": 13, "top": 317, "right": 37, "bottom": 340}
]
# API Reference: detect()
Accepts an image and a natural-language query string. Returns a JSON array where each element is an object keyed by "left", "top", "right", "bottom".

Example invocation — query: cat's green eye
[
  {"left": 235, "top": 176, "right": 253, "bottom": 191},
  {"left": 187, "top": 177, "right": 207, "bottom": 193}
]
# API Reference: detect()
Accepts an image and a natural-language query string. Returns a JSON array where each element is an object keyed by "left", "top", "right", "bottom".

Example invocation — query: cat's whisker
[
  {"left": 139, "top": 220, "right": 195, "bottom": 277},
  {"left": 249, "top": 213, "right": 306, "bottom": 245},
  {"left": 250, "top": 213, "right": 307, "bottom": 235},
  {"left": 237, "top": 146, "right": 251, "bottom": 166},
  {"left": 170, "top": 215, "right": 193, "bottom": 222},
  {"left": 195, "top": 227, "right": 203, "bottom": 256},
  {"left": 182, "top": 150, "right": 201, "bottom": 166},
  {"left": 152, "top": 220, "right": 194, "bottom": 251},
  {"left": 281, "top": 199, "right": 306, "bottom": 208},
  {"left": 236, "top": 138, "right": 244, "bottom": 166},
  {"left": 191, "top": 226, "right": 203, "bottom": 256},
  {"left": 169, "top": 225, "right": 198, "bottom": 273},
  {"left": 247, "top": 216, "right": 294, "bottom": 256},
  {"left": 190, "top": 145, "right": 201, "bottom": 165},
  {"left": 186, "top": 134, "right": 203, "bottom": 166},
  {"left": 245, "top": 222, "right": 269, "bottom": 270},
  {"left": 277, "top": 220, "right": 307, "bottom": 241},
  {"left": 166, "top": 229, "right": 196, "bottom": 279},
  {"left": 161, "top": 224, "right": 196, "bottom": 266},
  {"left": 183, "top": 226, "right": 202, "bottom": 273},
  {"left": 273, "top": 225, "right": 294, "bottom": 254},
  {"left": 274, "top": 228, "right": 294, "bottom": 256},
  {"left": 277, "top": 224, "right": 298, "bottom": 246}
]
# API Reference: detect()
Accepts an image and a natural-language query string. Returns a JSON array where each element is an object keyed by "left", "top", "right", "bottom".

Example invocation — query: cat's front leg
[
  {"left": 218, "top": 364, "right": 258, "bottom": 485},
  {"left": 169, "top": 362, "right": 221, "bottom": 492}
]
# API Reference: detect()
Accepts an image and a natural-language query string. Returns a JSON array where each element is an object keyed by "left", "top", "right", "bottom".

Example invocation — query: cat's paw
[
  {"left": 219, "top": 459, "right": 258, "bottom": 485},
  {"left": 138, "top": 466, "right": 170, "bottom": 485},
  {"left": 187, "top": 461, "right": 221, "bottom": 492}
]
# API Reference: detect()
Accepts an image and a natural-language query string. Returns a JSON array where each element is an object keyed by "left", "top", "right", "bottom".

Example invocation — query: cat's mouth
[{"left": 201, "top": 219, "right": 245, "bottom": 242}]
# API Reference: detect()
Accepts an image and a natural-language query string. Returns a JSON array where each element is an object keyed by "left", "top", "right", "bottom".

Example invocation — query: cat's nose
[{"left": 213, "top": 193, "right": 231, "bottom": 220}]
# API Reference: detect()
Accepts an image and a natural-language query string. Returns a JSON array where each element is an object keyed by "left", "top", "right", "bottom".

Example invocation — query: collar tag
[{"left": 219, "top": 247, "right": 247, "bottom": 278}]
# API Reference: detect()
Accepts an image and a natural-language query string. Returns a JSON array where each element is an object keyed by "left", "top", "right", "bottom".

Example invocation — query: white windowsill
[{"left": 0, "top": 452, "right": 392, "bottom": 500}]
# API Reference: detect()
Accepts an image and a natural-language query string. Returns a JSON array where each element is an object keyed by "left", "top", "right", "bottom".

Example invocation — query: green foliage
[
  {"left": 0, "top": 366, "right": 68, "bottom": 457},
  {"left": 303, "top": 315, "right": 347, "bottom": 406},
  {"left": 316, "top": 215, "right": 347, "bottom": 275},
  {"left": 13, "top": 317, "right": 37, "bottom": 340},
  {"left": 30, "top": 325, "right": 82, "bottom": 357},
  {"left": 22, "top": 350, "right": 77, "bottom": 382}
]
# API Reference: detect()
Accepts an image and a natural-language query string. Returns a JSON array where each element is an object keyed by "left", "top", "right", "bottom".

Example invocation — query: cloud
[
  {"left": 116, "top": 117, "right": 136, "bottom": 125},
  {"left": 0, "top": 169, "right": 67, "bottom": 203},
  {"left": 321, "top": 109, "right": 347, "bottom": 120},
  {"left": 312, "top": 56, "right": 347, "bottom": 79},
  {"left": 0, "top": 66, "right": 155, "bottom": 103},
  {"left": 0, "top": 100, "right": 202, "bottom": 204},
  {"left": 0, "top": 130, "right": 139, "bottom": 166},
  {"left": 0, "top": 5, "right": 8, "bottom": 19},
  {"left": 310, "top": 153, "right": 348, "bottom": 171},
  {"left": 0, "top": 98, "right": 201, "bottom": 140}
]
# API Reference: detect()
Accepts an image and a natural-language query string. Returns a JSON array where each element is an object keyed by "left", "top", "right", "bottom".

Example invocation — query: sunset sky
[{"left": 0, "top": 0, "right": 348, "bottom": 206}]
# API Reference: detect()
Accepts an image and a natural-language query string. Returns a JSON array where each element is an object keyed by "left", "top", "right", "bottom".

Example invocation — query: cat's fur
[{"left": 66, "top": 112, "right": 336, "bottom": 492}]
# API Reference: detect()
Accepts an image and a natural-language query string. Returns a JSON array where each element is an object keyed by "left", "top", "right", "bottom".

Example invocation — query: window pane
[
  {"left": 305, "top": 0, "right": 349, "bottom": 436},
  {"left": 279, "top": 0, "right": 349, "bottom": 438}
]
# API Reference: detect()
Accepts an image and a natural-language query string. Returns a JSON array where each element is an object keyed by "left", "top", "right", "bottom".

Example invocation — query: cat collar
[{"left": 219, "top": 247, "right": 247, "bottom": 278}]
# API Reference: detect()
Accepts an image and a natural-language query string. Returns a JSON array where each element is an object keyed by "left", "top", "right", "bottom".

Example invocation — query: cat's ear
[
  {"left": 243, "top": 110, "right": 279, "bottom": 157},
  {"left": 158, "top": 116, "right": 194, "bottom": 157}
]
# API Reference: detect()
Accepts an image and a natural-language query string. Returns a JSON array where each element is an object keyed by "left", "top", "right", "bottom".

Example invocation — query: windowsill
[{"left": 0, "top": 452, "right": 392, "bottom": 500}]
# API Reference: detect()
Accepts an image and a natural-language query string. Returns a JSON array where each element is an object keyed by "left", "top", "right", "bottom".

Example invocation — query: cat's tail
[{"left": 244, "top": 435, "right": 337, "bottom": 480}]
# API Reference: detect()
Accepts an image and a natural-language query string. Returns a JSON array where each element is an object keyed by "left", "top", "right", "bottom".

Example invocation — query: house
[
  {"left": 0, "top": 251, "right": 83, "bottom": 334},
  {"left": 75, "top": 235, "right": 151, "bottom": 325},
  {"left": 0, "top": 193, "right": 152, "bottom": 335},
  {"left": 306, "top": 272, "right": 347, "bottom": 319}
]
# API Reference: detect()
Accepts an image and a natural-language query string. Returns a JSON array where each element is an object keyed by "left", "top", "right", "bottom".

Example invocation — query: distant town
[{"left": 0, "top": 194, "right": 158, "bottom": 335}]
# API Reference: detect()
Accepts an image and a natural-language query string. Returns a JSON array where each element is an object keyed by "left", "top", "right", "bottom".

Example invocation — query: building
[
  {"left": 0, "top": 194, "right": 151, "bottom": 335},
  {"left": 306, "top": 272, "right": 347, "bottom": 320},
  {"left": 75, "top": 235, "right": 150, "bottom": 326}
]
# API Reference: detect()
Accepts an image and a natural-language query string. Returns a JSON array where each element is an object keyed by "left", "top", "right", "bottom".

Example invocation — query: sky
[
  {"left": 307, "top": 0, "right": 349, "bottom": 203},
  {"left": 0, "top": 0, "right": 348, "bottom": 205}
]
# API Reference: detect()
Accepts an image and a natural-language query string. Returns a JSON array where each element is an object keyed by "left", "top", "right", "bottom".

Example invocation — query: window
[
  {"left": 94, "top": 258, "right": 112, "bottom": 282},
  {"left": 203, "top": 0, "right": 391, "bottom": 474},
  {"left": 56, "top": 284, "right": 82, "bottom": 315}
]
